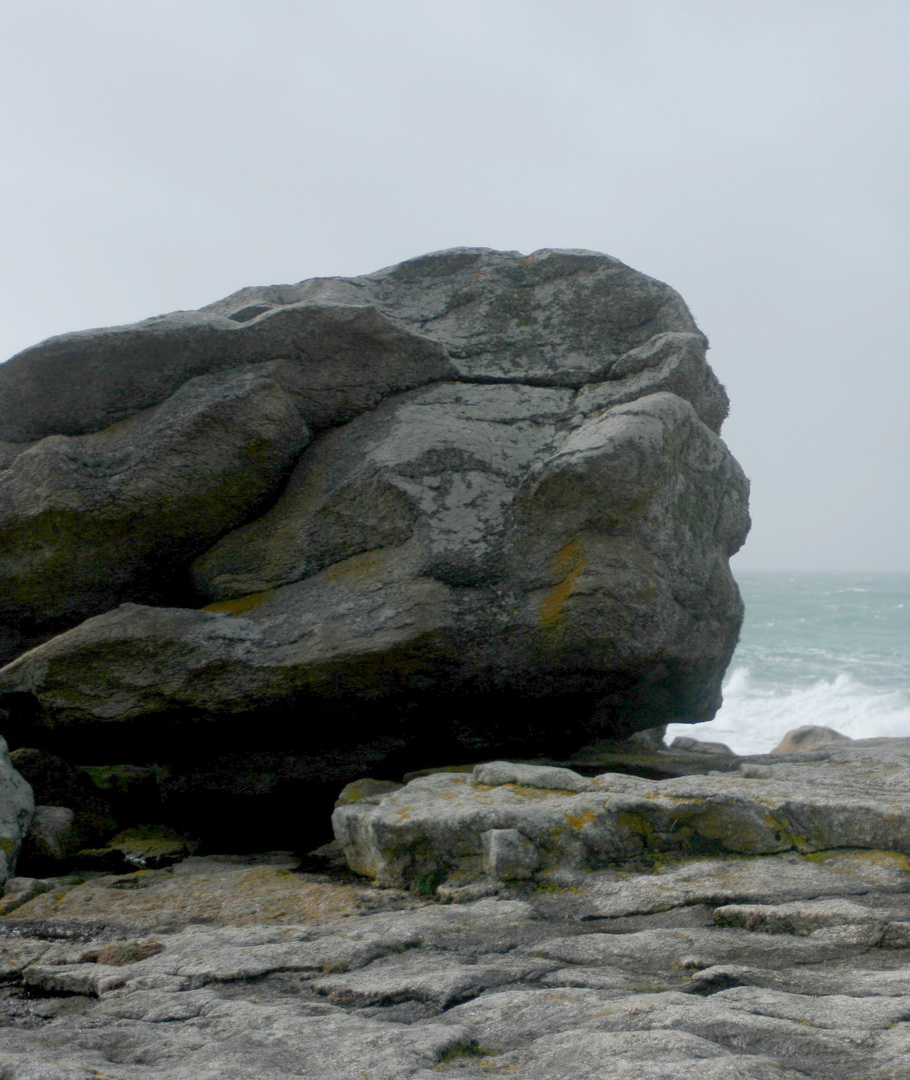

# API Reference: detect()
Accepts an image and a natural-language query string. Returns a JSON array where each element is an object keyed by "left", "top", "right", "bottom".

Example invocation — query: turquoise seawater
[{"left": 665, "top": 571, "right": 910, "bottom": 755}]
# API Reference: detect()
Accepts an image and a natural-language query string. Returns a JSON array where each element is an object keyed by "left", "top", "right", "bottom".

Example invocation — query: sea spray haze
[{"left": 667, "top": 571, "right": 910, "bottom": 754}]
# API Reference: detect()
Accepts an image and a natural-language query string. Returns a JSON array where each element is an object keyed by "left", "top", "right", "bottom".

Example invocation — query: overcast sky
[{"left": 1, "top": 0, "right": 907, "bottom": 571}]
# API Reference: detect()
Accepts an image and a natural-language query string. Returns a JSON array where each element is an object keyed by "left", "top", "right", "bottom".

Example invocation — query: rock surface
[
  {"left": 770, "top": 724, "right": 853, "bottom": 754},
  {"left": 333, "top": 739, "right": 910, "bottom": 891},
  {"left": 19, "top": 806, "right": 78, "bottom": 867},
  {"left": 4, "top": 839, "right": 910, "bottom": 1078},
  {"left": 0, "top": 250, "right": 748, "bottom": 802},
  {"left": 0, "top": 367, "right": 310, "bottom": 654},
  {"left": 3, "top": 737, "right": 909, "bottom": 1078}
]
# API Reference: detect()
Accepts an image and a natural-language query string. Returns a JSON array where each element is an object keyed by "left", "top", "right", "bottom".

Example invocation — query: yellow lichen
[
  {"left": 324, "top": 549, "right": 386, "bottom": 581},
  {"left": 203, "top": 591, "right": 275, "bottom": 616},
  {"left": 501, "top": 783, "right": 580, "bottom": 802},
  {"left": 616, "top": 810, "right": 656, "bottom": 838},
  {"left": 565, "top": 808, "right": 598, "bottom": 829},
  {"left": 538, "top": 539, "right": 585, "bottom": 628}
]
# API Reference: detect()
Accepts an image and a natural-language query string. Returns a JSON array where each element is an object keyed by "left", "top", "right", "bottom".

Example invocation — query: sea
[{"left": 664, "top": 571, "right": 910, "bottom": 756}]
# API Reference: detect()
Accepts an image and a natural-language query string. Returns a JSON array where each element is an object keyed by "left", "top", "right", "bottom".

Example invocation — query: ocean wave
[{"left": 665, "top": 666, "right": 910, "bottom": 756}]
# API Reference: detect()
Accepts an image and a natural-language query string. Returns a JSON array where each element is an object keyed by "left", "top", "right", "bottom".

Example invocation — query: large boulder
[{"left": 0, "top": 249, "right": 749, "bottom": 836}]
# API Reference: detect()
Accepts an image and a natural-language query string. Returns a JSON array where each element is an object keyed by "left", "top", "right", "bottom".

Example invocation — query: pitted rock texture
[
  {"left": 333, "top": 739, "right": 910, "bottom": 892},
  {"left": 4, "top": 848, "right": 910, "bottom": 1078},
  {"left": 0, "top": 249, "right": 748, "bottom": 773}
]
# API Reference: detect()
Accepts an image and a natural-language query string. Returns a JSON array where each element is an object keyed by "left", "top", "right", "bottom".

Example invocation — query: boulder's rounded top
[{"left": 0, "top": 248, "right": 699, "bottom": 443}]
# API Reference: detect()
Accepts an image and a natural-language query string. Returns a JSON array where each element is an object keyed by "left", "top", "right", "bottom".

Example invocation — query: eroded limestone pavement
[{"left": 7, "top": 738, "right": 910, "bottom": 1078}]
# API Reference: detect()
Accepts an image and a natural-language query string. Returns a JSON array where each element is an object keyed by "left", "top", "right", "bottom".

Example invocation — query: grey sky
[{"left": 1, "top": 0, "right": 907, "bottom": 571}]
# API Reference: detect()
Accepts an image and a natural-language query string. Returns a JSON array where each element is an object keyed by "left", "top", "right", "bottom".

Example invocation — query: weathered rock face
[
  {"left": 0, "top": 367, "right": 309, "bottom": 650},
  {"left": 0, "top": 248, "right": 748, "bottom": 836},
  {"left": 332, "top": 739, "right": 910, "bottom": 892}
]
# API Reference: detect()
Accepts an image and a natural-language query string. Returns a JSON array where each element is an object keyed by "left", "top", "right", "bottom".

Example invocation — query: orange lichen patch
[
  {"left": 539, "top": 539, "right": 585, "bottom": 628},
  {"left": 203, "top": 590, "right": 275, "bottom": 616},
  {"left": 565, "top": 808, "right": 598, "bottom": 829},
  {"left": 827, "top": 850, "right": 910, "bottom": 873},
  {"left": 1, "top": 861, "right": 364, "bottom": 931},
  {"left": 324, "top": 548, "right": 387, "bottom": 582},
  {"left": 505, "top": 784, "right": 569, "bottom": 800}
]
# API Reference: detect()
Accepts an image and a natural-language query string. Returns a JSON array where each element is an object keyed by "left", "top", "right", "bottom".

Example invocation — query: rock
[
  {"left": 553, "top": 735, "right": 744, "bottom": 779},
  {"left": 0, "top": 366, "right": 309, "bottom": 657},
  {"left": 311, "top": 948, "right": 553, "bottom": 1008},
  {"left": 9, "top": 748, "right": 117, "bottom": 845},
  {"left": 714, "top": 897, "right": 888, "bottom": 935},
  {"left": 4, "top": 846, "right": 910, "bottom": 1077},
  {"left": 671, "top": 734, "right": 736, "bottom": 755},
  {"left": 0, "top": 390, "right": 748, "bottom": 757},
  {"left": 770, "top": 725, "right": 852, "bottom": 754},
  {"left": 23, "top": 960, "right": 130, "bottom": 997},
  {"left": 624, "top": 723, "right": 668, "bottom": 750},
  {"left": 0, "top": 249, "right": 749, "bottom": 840},
  {"left": 190, "top": 380, "right": 576, "bottom": 598},
  {"left": 562, "top": 848, "right": 910, "bottom": 920},
  {"left": 473, "top": 760, "right": 599, "bottom": 793},
  {"left": 19, "top": 805, "right": 78, "bottom": 866},
  {"left": 152, "top": 745, "right": 409, "bottom": 851},
  {"left": 74, "top": 825, "right": 198, "bottom": 873},
  {"left": 10, "top": 748, "right": 88, "bottom": 805},
  {"left": 0, "top": 875, "right": 53, "bottom": 915},
  {"left": 0, "top": 735, "right": 33, "bottom": 888},
  {"left": 336, "top": 779, "right": 405, "bottom": 806},
  {"left": 333, "top": 740, "right": 910, "bottom": 892},
  {"left": 0, "top": 301, "right": 453, "bottom": 443},
  {"left": 482, "top": 828, "right": 539, "bottom": 881},
  {"left": 0, "top": 853, "right": 376, "bottom": 934},
  {"left": 204, "top": 249, "right": 713, "bottom": 399}
]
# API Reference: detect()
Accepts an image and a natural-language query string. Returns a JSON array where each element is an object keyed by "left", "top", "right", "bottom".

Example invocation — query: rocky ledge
[
  {"left": 334, "top": 736, "right": 910, "bottom": 893},
  {"left": 5, "top": 736, "right": 910, "bottom": 1078}
]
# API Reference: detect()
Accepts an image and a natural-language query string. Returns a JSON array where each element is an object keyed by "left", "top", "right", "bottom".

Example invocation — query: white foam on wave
[{"left": 665, "top": 666, "right": 910, "bottom": 756}]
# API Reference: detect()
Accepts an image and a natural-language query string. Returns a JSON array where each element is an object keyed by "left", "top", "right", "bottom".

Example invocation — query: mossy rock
[
  {"left": 335, "top": 779, "right": 404, "bottom": 806},
  {"left": 73, "top": 825, "right": 197, "bottom": 872}
]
